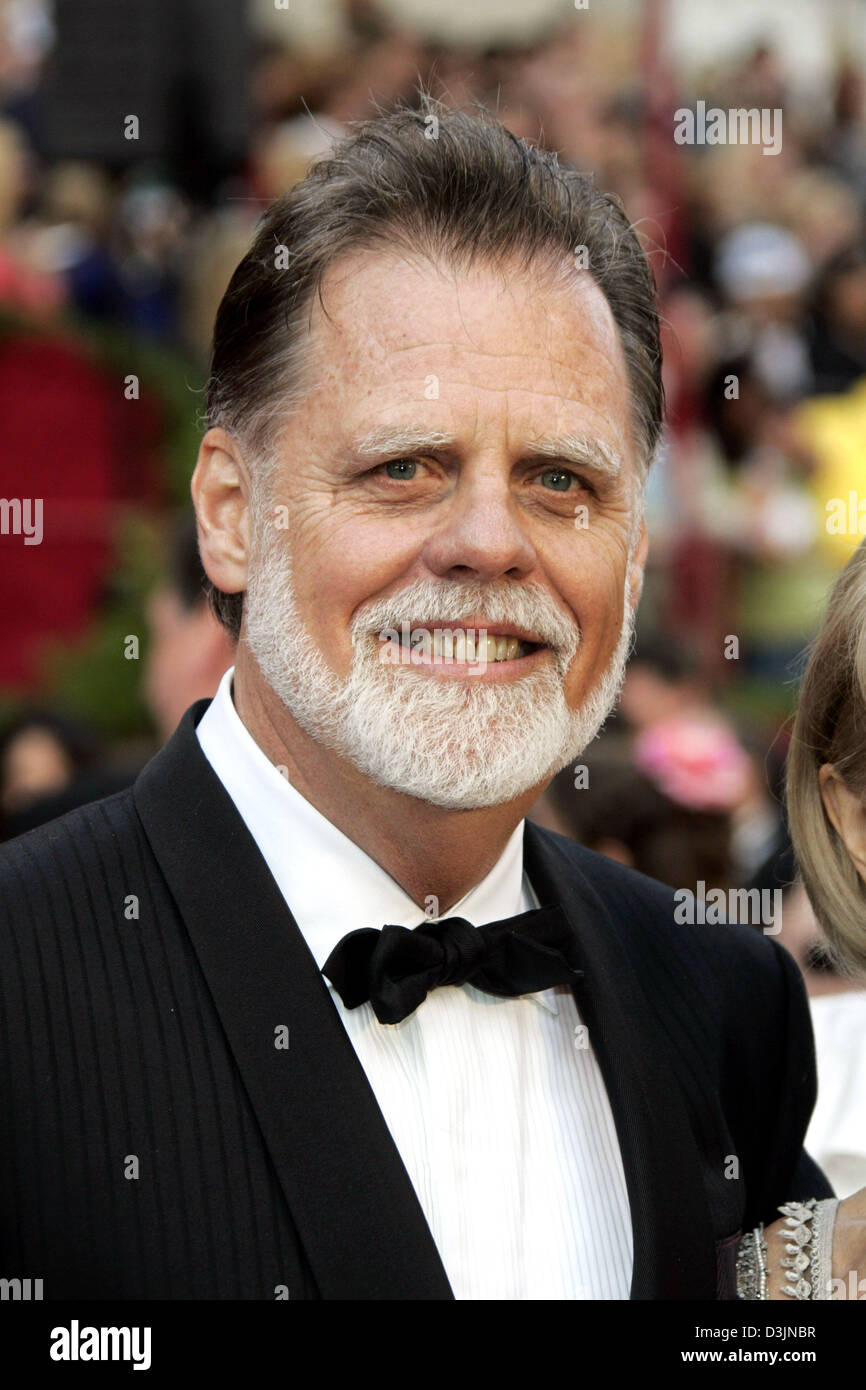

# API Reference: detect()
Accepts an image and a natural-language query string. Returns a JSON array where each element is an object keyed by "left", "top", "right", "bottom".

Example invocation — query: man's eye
[
  {"left": 383, "top": 458, "right": 420, "bottom": 480},
  {"left": 538, "top": 468, "right": 577, "bottom": 492}
]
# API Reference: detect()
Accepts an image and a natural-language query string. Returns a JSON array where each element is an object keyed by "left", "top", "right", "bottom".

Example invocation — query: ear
[
  {"left": 819, "top": 763, "right": 866, "bottom": 881},
  {"left": 191, "top": 428, "right": 252, "bottom": 599},
  {"left": 627, "top": 516, "right": 649, "bottom": 611}
]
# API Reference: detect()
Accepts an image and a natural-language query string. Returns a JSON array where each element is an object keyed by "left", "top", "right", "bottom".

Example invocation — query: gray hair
[{"left": 204, "top": 96, "right": 664, "bottom": 638}]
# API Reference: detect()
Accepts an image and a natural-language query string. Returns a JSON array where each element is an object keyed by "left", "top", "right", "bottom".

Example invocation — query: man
[{"left": 0, "top": 101, "right": 830, "bottom": 1300}]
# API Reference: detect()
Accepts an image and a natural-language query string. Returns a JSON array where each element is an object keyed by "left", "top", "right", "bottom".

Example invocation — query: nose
[{"left": 420, "top": 471, "right": 538, "bottom": 583}]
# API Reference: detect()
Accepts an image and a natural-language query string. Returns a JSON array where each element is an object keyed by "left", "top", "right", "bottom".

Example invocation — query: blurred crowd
[{"left": 2, "top": 0, "right": 866, "bottom": 1183}]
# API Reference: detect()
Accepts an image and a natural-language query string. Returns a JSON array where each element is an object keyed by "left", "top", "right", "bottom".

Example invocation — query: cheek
[
  {"left": 556, "top": 543, "right": 630, "bottom": 689},
  {"left": 287, "top": 514, "right": 423, "bottom": 654}
]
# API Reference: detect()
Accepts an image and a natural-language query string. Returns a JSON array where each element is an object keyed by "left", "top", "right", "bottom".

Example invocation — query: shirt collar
[{"left": 195, "top": 666, "right": 559, "bottom": 1015}]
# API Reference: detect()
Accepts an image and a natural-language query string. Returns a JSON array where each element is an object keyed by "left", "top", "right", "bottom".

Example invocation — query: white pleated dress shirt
[{"left": 196, "top": 666, "right": 633, "bottom": 1299}]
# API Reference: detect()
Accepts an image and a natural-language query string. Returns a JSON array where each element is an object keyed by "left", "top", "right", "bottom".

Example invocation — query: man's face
[{"left": 242, "top": 248, "right": 646, "bottom": 809}]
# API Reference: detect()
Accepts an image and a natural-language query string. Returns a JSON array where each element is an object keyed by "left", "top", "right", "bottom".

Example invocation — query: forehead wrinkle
[
  {"left": 377, "top": 339, "right": 621, "bottom": 369},
  {"left": 346, "top": 344, "right": 630, "bottom": 422}
]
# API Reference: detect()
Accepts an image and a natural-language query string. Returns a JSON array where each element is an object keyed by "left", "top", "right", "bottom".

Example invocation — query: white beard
[{"left": 243, "top": 512, "right": 635, "bottom": 810}]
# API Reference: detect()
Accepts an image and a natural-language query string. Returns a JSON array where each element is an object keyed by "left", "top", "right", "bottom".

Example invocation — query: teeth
[
  {"left": 470, "top": 633, "right": 532, "bottom": 662},
  {"left": 414, "top": 632, "right": 536, "bottom": 661},
  {"left": 390, "top": 629, "right": 537, "bottom": 662}
]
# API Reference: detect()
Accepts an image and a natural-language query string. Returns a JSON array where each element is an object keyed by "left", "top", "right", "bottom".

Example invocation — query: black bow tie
[{"left": 322, "top": 905, "right": 583, "bottom": 1025}]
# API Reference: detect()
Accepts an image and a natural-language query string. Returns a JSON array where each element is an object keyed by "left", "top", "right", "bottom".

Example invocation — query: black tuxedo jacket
[{"left": 0, "top": 700, "right": 831, "bottom": 1300}]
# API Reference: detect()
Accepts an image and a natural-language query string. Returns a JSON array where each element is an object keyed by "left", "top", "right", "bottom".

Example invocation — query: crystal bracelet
[
  {"left": 736, "top": 1223, "right": 769, "bottom": 1300},
  {"left": 736, "top": 1197, "right": 840, "bottom": 1300}
]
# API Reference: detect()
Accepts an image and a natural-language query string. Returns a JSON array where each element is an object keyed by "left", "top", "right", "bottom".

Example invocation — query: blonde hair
[{"left": 787, "top": 537, "right": 866, "bottom": 976}]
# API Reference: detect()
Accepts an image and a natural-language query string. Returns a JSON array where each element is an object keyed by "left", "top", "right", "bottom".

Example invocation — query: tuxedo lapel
[
  {"left": 132, "top": 700, "right": 717, "bottom": 1300},
  {"left": 134, "top": 702, "right": 454, "bottom": 1300},
  {"left": 523, "top": 821, "right": 718, "bottom": 1300}
]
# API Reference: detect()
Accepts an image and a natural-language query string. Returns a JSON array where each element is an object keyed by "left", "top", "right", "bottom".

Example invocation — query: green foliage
[{"left": 38, "top": 513, "right": 164, "bottom": 736}]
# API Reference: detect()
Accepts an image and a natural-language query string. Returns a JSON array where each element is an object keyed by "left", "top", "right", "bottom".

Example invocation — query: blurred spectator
[
  {"left": 1, "top": 710, "right": 84, "bottom": 815},
  {"left": 535, "top": 738, "right": 736, "bottom": 892},
  {"left": 36, "top": 160, "right": 120, "bottom": 320},
  {"left": 0, "top": 708, "right": 134, "bottom": 839},
  {"left": 111, "top": 181, "right": 189, "bottom": 343},
  {"left": 0, "top": 115, "right": 64, "bottom": 316},
  {"left": 620, "top": 637, "right": 783, "bottom": 882},
  {"left": 797, "top": 376, "right": 866, "bottom": 568},
  {"left": 806, "top": 240, "right": 866, "bottom": 396},
  {"left": 143, "top": 511, "right": 236, "bottom": 740},
  {"left": 618, "top": 635, "right": 709, "bottom": 732},
  {"left": 714, "top": 222, "right": 813, "bottom": 401}
]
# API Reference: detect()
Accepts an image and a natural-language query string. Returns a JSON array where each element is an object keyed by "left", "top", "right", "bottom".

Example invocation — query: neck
[{"left": 231, "top": 648, "right": 545, "bottom": 912}]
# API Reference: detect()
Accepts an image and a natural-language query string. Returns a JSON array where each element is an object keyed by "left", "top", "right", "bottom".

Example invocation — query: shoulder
[
  {"left": 528, "top": 822, "right": 796, "bottom": 998},
  {"left": 531, "top": 825, "right": 814, "bottom": 1118},
  {"left": 0, "top": 785, "right": 144, "bottom": 916},
  {"left": 534, "top": 823, "right": 676, "bottom": 917}
]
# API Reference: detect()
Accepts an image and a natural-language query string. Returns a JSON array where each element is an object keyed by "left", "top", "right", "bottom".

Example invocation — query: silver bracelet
[
  {"left": 736, "top": 1197, "right": 840, "bottom": 1300},
  {"left": 736, "top": 1223, "right": 769, "bottom": 1299},
  {"left": 778, "top": 1199, "right": 818, "bottom": 1298},
  {"left": 778, "top": 1197, "right": 840, "bottom": 1299},
  {"left": 812, "top": 1198, "right": 840, "bottom": 1300}
]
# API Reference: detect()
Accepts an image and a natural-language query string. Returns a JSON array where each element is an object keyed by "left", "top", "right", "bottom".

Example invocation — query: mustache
[{"left": 351, "top": 578, "right": 581, "bottom": 661}]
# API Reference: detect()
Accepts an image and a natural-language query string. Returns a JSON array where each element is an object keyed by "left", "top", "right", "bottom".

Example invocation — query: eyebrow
[
  {"left": 524, "top": 435, "right": 624, "bottom": 480},
  {"left": 351, "top": 426, "right": 458, "bottom": 460},
  {"left": 350, "top": 426, "right": 624, "bottom": 479}
]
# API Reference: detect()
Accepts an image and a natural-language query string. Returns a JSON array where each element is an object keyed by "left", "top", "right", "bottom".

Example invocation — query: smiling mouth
[{"left": 379, "top": 624, "right": 546, "bottom": 664}]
